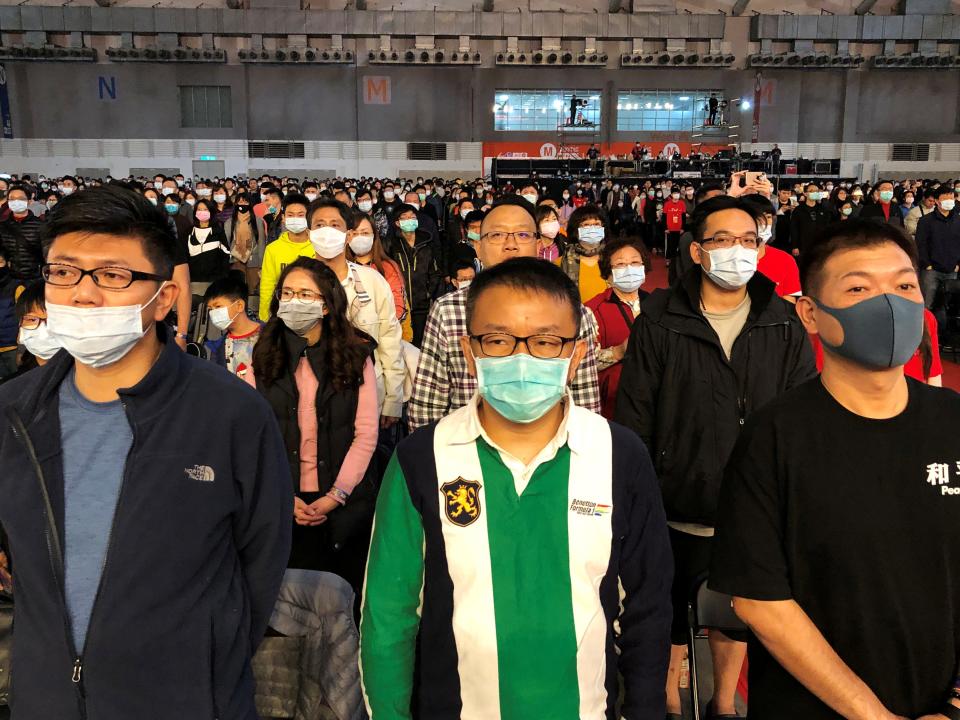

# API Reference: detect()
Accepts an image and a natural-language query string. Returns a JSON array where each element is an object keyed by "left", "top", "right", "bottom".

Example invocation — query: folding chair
[
  {"left": 185, "top": 299, "right": 210, "bottom": 359},
  {"left": 687, "top": 574, "right": 748, "bottom": 720}
]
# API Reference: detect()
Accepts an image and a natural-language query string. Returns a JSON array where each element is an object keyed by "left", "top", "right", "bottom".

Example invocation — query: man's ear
[
  {"left": 459, "top": 335, "right": 477, "bottom": 378},
  {"left": 794, "top": 295, "right": 819, "bottom": 335},
  {"left": 152, "top": 282, "right": 179, "bottom": 323},
  {"left": 690, "top": 241, "right": 705, "bottom": 268},
  {"left": 566, "top": 339, "right": 588, "bottom": 383}
]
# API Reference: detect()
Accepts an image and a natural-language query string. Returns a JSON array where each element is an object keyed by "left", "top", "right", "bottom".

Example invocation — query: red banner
[{"left": 483, "top": 140, "right": 729, "bottom": 160}]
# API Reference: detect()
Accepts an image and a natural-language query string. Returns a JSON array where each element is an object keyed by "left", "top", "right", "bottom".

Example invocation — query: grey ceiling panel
[
  {"left": 478, "top": 11, "right": 503, "bottom": 37},
  {"left": 308, "top": 10, "right": 345, "bottom": 35},
  {"left": 647, "top": 14, "right": 662, "bottom": 38},
  {"left": 921, "top": 14, "right": 942, "bottom": 39},
  {"left": 707, "top": 14, "right": 725, "bottom": 37},
  {"left": 665, "top": 15, "right": 688, "bottom": 39},
  {"left": 132, "top": 8, "right": 155, "bottom": 34},
  {"left": 836, "top": 15, "right": 860, "bottom": 39},
  {"left": 20, "top": 7, "right": 42, "bottom": 31},
  {"left": 63, "top": 8, "right": 92, "bottom": 33},
  {"left": 630, "top": 14, "right": 651, "bottom": 38},
  {"left": 861, "top": 14, "right": 883, "bottom": 39},
  {"left": 538, "top": 12, "right": 562, "bottom": 37},
  {"left": 220, "top": 9, "right": 245, "bottom": 35},
  {"left": 816, "top": 15, "right": 836, "bottom": 39},
  {"left": 0, "top": 7, "right": 21, "bottom": 32},
  {"left": 196, "top": 9, "right": 222, "bottom": 34},
  {"left": 901, "top": 14, "right": 922, "bottom": 37},
  {"left": 348, "top": 10, "right": 376, "bottom": 35},
  {"left": 40, "top": 7, "right": 65, "bottom": 33},
  {"left": 797, "top": 15, "right": 817, "bottom": 38},
  {"left": 408, "top": 11, "right": 434, "bottom": 35},
  {"left": 779, "top": 14, "right": 798, "bottom": 39},
  {"left": 607, "top": 12, "right": 629, "bottom": 38}
]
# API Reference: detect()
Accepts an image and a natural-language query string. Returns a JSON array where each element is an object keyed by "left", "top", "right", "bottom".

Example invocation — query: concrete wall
[{"left": 5, "top": 60, "right": 960, "bottom": 145}]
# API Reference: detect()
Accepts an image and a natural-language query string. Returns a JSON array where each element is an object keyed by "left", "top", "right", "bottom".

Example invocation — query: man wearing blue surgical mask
[
  {"left": 617, "top": 195, "right": 816, "bottom": 719},
  {"left": 859, "top": 180, "right": 905, "bottom": 229},
  {"left": 0, "top": 185, "right": 292, "bottom": 720},
  {"left": 362, "top": 257, "right": 673, "bottom": 720},
  {"left": 711, "top": 219, "right": 960, "bottom": 720}
]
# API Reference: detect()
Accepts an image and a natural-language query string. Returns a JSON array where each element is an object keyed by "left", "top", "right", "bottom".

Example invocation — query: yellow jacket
[{"left": 258, "top": 232, "right": 315, "bottom": 321}]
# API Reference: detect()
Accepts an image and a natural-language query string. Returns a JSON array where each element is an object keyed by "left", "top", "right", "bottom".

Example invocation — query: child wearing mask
[{"left": 203, "top": 272, "right": 264, "bottom": 381}]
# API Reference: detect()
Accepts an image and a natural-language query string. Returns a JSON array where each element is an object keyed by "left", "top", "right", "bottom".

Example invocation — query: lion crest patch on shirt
[{"left": 441, "top": 477, "right": 482, "bottom": 527}]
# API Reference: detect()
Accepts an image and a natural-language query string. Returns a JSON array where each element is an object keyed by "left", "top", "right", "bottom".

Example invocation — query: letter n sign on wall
[
  {"left": 98, "top": 76, "right": 117, "bottom": 100},
  {"left": 364, "top": 76, "right": 391, "bottom": 105}
]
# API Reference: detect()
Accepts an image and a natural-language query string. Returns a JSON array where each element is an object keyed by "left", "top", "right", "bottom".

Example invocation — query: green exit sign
[{"left": 199, "top": 155, "right": 217, "bottom": 161}]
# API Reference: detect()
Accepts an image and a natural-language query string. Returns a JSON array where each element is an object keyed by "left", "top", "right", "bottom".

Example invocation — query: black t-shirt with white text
[{"left": 710, "top": 378, "right": 960, "bottom": 719}]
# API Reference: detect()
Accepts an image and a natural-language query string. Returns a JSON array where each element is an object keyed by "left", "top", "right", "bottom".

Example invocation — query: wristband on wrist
[{"left": 327, "top": 487, "right": 349, "bottom": 506}]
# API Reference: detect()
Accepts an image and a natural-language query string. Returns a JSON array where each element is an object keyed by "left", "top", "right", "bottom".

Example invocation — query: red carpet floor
[{"left": 644, "top": 256, "right": 960, "bottom": 392}]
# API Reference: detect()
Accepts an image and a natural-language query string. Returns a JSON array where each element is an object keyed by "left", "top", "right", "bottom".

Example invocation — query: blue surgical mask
[
  {"left": 879, "top": 190, "right": 894, "bottom": 202},
  {"left": 399, "top": 218, "right": 419, "bottom": 233},
  {"left": 814, "top": 293, "right": 924, "bottom": 369},
  {"left": 578, "top": 226, "right": 605, "bottom": 245},
  {"left": 475, "top": 354, "right": 571, "bottom": 424},
  {"left": 611, "top": 265, "right": 646, "bottom": 293}
]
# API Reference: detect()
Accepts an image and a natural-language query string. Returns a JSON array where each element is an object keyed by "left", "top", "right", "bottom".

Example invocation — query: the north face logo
[{"left": 184, "top": 465, "right": 215, "bottom": 482}]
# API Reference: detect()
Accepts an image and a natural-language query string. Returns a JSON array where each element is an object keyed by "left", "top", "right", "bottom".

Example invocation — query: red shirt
[
  {"left": 663, "top": 199, "right": 687, "bottom": 232},
  {"left": 810, "top": 308, "right": 942, "bottom": 381},
  {"left": 757, "top": 245, "right": 802, "bottom": 297}
]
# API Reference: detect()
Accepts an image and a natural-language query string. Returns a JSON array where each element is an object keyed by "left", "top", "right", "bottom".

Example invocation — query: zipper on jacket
[{"left": 8, "top": 413, "right": 88, "bottom": 717}]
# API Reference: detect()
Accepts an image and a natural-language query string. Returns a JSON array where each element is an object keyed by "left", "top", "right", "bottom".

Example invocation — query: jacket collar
[
  {"left": 668, "top": 266, "right": 780, "bottom": 323},
  {"left": 24, "top": 322, "right": 188, "bottom": 427},
  {"left": 443, "top": 391, "right": 588, "bottom": 456}
]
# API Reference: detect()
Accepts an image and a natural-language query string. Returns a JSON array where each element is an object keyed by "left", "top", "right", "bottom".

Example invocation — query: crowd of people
[{"left": 0, "top": 167, "right": 957, "bottom": 720}]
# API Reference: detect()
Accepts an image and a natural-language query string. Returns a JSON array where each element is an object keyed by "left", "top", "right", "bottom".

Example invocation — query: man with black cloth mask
[{"left": 711, "top": 219, "right": 960, "bottom": 720}]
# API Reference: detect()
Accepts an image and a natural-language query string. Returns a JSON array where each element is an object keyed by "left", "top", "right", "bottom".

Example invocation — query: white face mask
[
  {"left": 540, "top": 220, "right": 561, "bottom": 239},
  {"left": 383, "top": 190, "right": 395, "bottom": 201},
  {"left": 349, "top": 234, "right": 374, "bottom": 256},
  {"left": 758, "top": 225, "right": 773, "bottom": 244},
  {"left": 457, "top": 279, "right": 472, "bottom": 290},
  {"left": 285, "top": 216, "right": 308, "bottom": 235},
  {"left": 213, "top": 194, "right": 227, "bottom": 204},
  {"left": 304, "top": 192, "right": 318, "bottom": 202},
  {"left": 277, "top": 299, "right": 325, "bottom": 334},
  {"left": 703, "top": 245, "right": 758, "bottom": 290},
  {"left": 611, "top": 265, "right": 646, "bottom": 293},
  {"left": 161, "top": 187, "right": 175, "bottom": 197},
  {"left": 186, "top": 198, "right": 196, "bottom": 207},
  {"left": 8, "top": 199, "right": 28, "bottom": 213},
  {"left": 61, "top": 186, "right": 75, "bottom": 196},
  {"left": 941, "top": 199, "right": 956, "bottom": 212},
  {"left": 208, "top": 303, "right": 241, "bottom": 331},
  {"left": 521, "top": 193, "right": 538, "bottom": 205},
  {"left": 357, "top": 200, "right": 373, "bottom": 213},
  {"left": 46, "top": 283, "right": 166, "bottom": 368},
  {"left": 197, "top": 188, "right": 212, "bottom": 198},
  {"left": 19, "top": 322, "right": 61, "bottom": 360},
  {"left": 310, "top": 226, "right": 347, "bottom": 259},
  {"left": 154, "top": 182, "right": 163, "bottom": 190}
]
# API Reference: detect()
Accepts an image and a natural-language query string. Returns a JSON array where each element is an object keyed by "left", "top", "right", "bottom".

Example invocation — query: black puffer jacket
[
  {"left": 0, "top": 212, "right": 45, "bottom": 281},
  {"left": 615, "top": 269, "right": 817, "bottom": 525},
  {"left": 390, "top": 229, "right": 442, "bottom": 313}
]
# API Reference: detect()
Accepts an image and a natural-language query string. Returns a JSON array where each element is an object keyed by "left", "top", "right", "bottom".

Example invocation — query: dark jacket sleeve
[
  {"left": 615, "top": 311, "right": 664, "bottom": 448},
  {"left": 233, "top": 412, "right": 294, "bottom": 652},
  {"left": 916, "top": 215, "right": 931, "bottom": 269},
  {"left": 614, "top": 430, "right": 673, "bottom": 720},
  {"left": 785, "top": 319, "right": 818, "bottom": 389}
]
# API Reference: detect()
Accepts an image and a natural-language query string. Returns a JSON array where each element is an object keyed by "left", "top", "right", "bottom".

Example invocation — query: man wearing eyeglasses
[
  {"left": 409, "top": 196, "right": 601, "bottom": 429},
  {"left": 616, "top": 195, "right": 816, "bottom": 719},
  {"left": 362, "top": 257, "right": 673, "bottom": 720},
  {"left": 0, "top": 185, "right": 292, "bottom": 720}
]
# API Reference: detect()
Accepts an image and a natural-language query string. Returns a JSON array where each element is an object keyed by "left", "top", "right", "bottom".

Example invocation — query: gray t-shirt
[
  {"left": 59, "top": 371, "right": 133, "bottom": 651},
  {"left": 702, "top": 294, "right": 752, "bottom": 361}
]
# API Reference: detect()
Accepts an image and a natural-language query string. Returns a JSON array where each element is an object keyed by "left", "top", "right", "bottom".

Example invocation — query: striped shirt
[
  {"left": 360, "top": 395, "right": 673, "bottom": 720},
  {"left": 408, "top": 287, "right": 603, "bottom": 429}
]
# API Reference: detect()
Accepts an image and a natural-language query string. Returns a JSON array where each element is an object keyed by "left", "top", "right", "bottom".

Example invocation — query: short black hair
[
  {"left": 464, "top": 210, "right": 486, "bottom": 226},
  {"left": 799, "top": 219, "right": 919, "bottom": 297},
  {"left": 740, "top": 194, "right": 775, "bottom": 217},
  {"left": 696, "top": 181, "right": 725, "bottom": 203},
  {"left": 203, "top": 271, "right": 248, "bottom": 305},
  {"left": 484, "top": 195, "right": 537, "bottom": 227},
  {"left": 42, "top": 184, "right": 177, "bottom": 279},
  {"left": 14, "top": 281, "right": 45, "bottom": 323},
  {"left": 282, "top": 192, "right": 310, "bottom": 212},
  {"left": 262, "top": 186, "right": 282, "bottom": 200},
  {"left": 689, "top": 195, "right": 760, "bottom": 245},
  {"left": 453, "top": 259, "right": 476, "bottom": 275},
  {"left": 307, "top": 197, "right": 352, "bottom": 227},
  {"left": 392, "top": 203, "right": 420, "bottom": 222},
  {"left": 466, "top": 257, "right": 581, "bottom": 334},
  {"left": 935, "top": 186, "right": 956, "bottom": 199}
]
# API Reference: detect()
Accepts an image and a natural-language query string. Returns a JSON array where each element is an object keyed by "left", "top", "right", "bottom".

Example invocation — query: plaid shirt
[{"left": 409, "top": 288, "right": 602, "bottom": 429}]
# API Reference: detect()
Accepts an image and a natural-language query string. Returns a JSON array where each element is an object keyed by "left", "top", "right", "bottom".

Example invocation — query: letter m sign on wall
[{"left": 363, "top": 76, "right": 391, "bottom": 105}]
